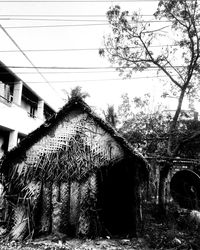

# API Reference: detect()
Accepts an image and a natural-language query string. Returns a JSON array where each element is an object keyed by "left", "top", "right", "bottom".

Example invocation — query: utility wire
[
  {"left": 0, "top": 69, "right": 163, "bottom": 75},
  {"left": 24, "top": 75, "right": 176, "bottom": 83},
  {"left": 4, "top": 23, "right": 108, "bottom": 28},
  {"left": 0, "top": 75, "right": 176, "bottom": 85},
  {"left": 0, "top": 24, "right": 63, "bottom": 100},
  {"left": 0, "top": 14, "right": 156, "bottom": 17},
  {"left": 7, "top": 65, "right": 187, "bottom": 69},
  {"left": 0, "top": 18, "right": 171, "bottom": 23},
  {"left": 5, "top": 23, "right": 199, "bottom": 29},
  {"left": 0, "top": 18, "right": 108, "bottom": 21},
  {"left": 0, "top": 0, "right": 160, "bottom": 2},
  {"left": 0, "top": 45, "right": 177, "bottom": 53}
]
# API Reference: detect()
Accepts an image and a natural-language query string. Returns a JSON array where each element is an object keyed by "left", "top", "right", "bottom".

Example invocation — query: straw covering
[{"left": 0, "top": 97, "right": 148, "bottom": 239}]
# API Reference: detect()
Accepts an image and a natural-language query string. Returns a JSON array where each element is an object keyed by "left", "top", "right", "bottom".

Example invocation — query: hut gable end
[{"left": 22, "top": 108, "right": 124, "bottom": 183}]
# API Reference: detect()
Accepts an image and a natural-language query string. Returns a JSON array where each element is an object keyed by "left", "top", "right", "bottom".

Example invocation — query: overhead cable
[
  {"left": 0, "top": 0, "right": 160, "bottom": 2},
  {"left": 4, "top": 23, "right": 108, "bottom": 28},
  {"left": 0, "top": 14, "right": 156, "bottom": 17},
  {"left": 0, "top": 17, "right": 171, "bottom": 23},
  {"left": 0, "top": 24, "right": 63, "bottom": 100},
  {"left": 0, "top": 45, "right": 177, "bottom": 53},
  {"left": 4, "top": 22, "right": 197, "bottom": 29},
  {"left": 0, "top": 69, "right": 164, "bottom": 75},
  {"left": 23, "top": 75, "right": 178, "bottom": 84},
  {"left": 7, "top": 65, "right": 187, "bottom": 69}
]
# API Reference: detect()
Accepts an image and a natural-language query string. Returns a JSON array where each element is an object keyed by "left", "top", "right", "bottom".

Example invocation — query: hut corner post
[
  {"left": 158, "top": 161, "right": 172, "bottom": 216},
  {"left": 133, "top": 166, "right": 144, "bottom": 238}
]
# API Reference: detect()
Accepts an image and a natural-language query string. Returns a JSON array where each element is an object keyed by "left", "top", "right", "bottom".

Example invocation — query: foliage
[
  {"left": 101, "top": 0, "right": 200, "bottom": 156},
  {"left": 10, "top": 205, "right": 28, "bottom": 240},
  {"left": 103, "top": 105, "right": 118, "bottom": 128},
  {"left": 101, "top": 0, "right": 200, "bottom": 208},
  {"left": 62, "top": 86, "right": 90, "bottom": 102},
  {"left": 178, "top": 119, "right": 200, "bottom": 158},
  {"left": 117, "top": 93, "right": 171, "bottom": 156},
  {"left": 69, "top": 86, "right": 90, "bottom": 100},
  {"left": 118, "top": 93, "right": 200, "bottom": 158}
]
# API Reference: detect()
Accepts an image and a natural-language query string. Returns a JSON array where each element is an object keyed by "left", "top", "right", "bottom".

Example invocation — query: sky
[{"left": 0, "top": 0, "right": 186, "bottom": 114}]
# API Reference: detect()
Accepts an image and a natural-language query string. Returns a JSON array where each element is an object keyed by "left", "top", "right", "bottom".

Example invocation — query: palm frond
[{"left": 10, "top": 206, "right": 27, "bottom": 240}]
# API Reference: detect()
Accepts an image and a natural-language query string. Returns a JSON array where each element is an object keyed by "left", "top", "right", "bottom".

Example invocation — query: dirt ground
[
  {"left": 0, "top": 237, "right": 149, "bottom": 250},
  {"left": 0, "top": 222, "right": 199, "bottom": 250},
  {"left": 0, "top": 205, "right": 200, "bottom": 250}
]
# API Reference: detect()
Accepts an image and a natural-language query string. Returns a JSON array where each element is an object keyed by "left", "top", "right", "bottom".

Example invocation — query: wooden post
[{"left": 130, "top": 171, "right": 137, "bottom": 238}]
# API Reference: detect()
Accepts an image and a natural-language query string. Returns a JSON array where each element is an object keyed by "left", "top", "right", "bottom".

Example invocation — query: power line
[
  {"left": 4, "top": 22, "right": 197, "bottom": 29},
  {"left": 7, "top": 65, "right": 186, "bottom": 70},
  {"left": 0, "top": 14, "right": 156, "bottom": 17},
  {"left": 0, "top": 18, "right": 108, "bottom": 22},
  {"left": 0, "top": 71, "right": 119, "bottom": 74},
  {"left": 0, "top": 25, "right": 48, "bottom": 82},
  {"left": 0, "top": 0, "right": 160, "bottom": 2},
  {"left": 0, "top": 17, "right": 171, "bottom": 23},
  {"left": 4, "top": 23, "right": 108, "bottom": 29},
  {"left": 0, "top": 48, "right": 101, "bottom": 52},
  {"left": 0, "top": 24, "right": 63, "bottom": 100},
  {"left": 0, "top": 69, "right": 162, "bottom": 75},
  {"left": 0, "top": 75, "right": 175, "bottom": 85},
  {"left": 0, "top": 45, "right": 177, "bottom": 53},
  {"left": 23, "top": 75, "right": 177, "bottom": 84}
]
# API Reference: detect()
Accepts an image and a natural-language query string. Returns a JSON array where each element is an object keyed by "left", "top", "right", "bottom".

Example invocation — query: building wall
[
  {"left": 0, "top": 101, "right": 43, "bottom": 135},
  {"left": 0, "top": 78, "right": 55, "bottom": 156}
]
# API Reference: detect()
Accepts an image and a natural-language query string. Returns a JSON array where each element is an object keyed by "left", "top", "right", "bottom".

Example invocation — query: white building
[{"left": 0, "top": 61, "right": 55, "bottom": 158}]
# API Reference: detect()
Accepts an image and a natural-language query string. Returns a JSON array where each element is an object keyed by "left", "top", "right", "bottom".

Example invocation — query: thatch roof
[{"left": 1, "top": 97, "right": 149, "bottom": 180}]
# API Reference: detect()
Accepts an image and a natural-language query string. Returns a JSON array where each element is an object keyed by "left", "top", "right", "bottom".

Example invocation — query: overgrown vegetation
[{"left": 101, "top": 0, "right": 200, "bottom": 211}]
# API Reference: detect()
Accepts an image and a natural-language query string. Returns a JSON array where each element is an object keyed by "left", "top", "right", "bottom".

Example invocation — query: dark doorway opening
[{"left": 97, "top": 159, "right": 136, "bottom": 237}]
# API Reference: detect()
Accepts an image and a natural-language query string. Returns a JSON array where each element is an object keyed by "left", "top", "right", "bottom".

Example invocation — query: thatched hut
[{"left": 0, "top": 97, "right": 148, "bottom": 240}]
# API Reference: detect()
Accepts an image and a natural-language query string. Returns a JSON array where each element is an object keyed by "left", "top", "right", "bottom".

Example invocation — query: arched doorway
[{"left": 170, "top": 169, "right": 200, "bottom": 209}]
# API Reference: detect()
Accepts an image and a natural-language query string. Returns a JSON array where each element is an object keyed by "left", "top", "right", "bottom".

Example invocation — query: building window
[
  {"left": 0, "top": 83, "right": 13, "bottom": 104},
  {"left": 29, "top": 106, "right": 36, "bottom": 118}
]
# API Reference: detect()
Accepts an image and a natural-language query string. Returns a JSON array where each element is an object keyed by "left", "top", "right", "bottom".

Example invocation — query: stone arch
[{"left": 170, "top": 169, "right": 200, "bottom": 209}]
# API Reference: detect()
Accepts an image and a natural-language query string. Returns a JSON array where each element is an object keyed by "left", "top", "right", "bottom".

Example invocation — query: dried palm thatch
[
  {"left": 10, "top": 205, "right": 28, "bottom": 240},
  {"left": 1, "top": 97, "right": 148, "bottom": 182},
  {"left": 0, "top": 97, "right": 149, "bottom": 239}
]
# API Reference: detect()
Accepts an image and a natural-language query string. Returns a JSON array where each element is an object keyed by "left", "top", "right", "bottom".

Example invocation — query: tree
[
  {"left": 62, "top": 86, "right": 90, "bottom": 102},
  {"left": 118, "top": 93, "right": 200, "bottom": 206},
  {"left": 103, "top": 105, "right": 118, "bottom": 128},
  {"left": 101, "top": 0, "right": 200, "bottom": 211},
  {"left": 117, "top": 93, "right": 171, "bottom": 156}
]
